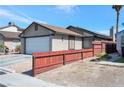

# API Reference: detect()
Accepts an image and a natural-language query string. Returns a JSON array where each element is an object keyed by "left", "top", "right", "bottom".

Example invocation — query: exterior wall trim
[
  {"left": 49, "top": 35, "right": 53, "bottom": 51},
  {"left": 21, "top": 34, "right": 54, "bottom": 38},
  {"left": 24, "top": 37, "right": 26, "bottom": 54}
]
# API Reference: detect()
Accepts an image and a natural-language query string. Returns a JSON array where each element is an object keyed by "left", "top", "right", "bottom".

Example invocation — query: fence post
[
  {"left": 63, "top": 54, "right": 65, "bottom": 65},
  {"left": 101, "top": 42, "right": 103, "bottom": 53},
  {"left": 32, "top": 56, "right": 35, "bottom": 77},
  {"left": 92, "top": 43, "right": 95, "bottom": 56},
  {"left": 81, "top": 51, "right": 83, "bottom": 59}
]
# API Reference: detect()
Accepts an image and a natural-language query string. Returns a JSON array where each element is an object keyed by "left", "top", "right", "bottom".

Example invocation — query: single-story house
[
  {"left": 19, "top": 22, "right": 83, "bottom": 54},
  {"left": 20, "top": 22, "right": 113, "bottom": 54},
  {"left": 116, "top": 30, "right": 124, "bottom": 56},
  {"left": 67, "top": 26, "right": 113, "bottom": 48},
  {"left": 0, "top": 22, "right": 24, "bottom": 53}
]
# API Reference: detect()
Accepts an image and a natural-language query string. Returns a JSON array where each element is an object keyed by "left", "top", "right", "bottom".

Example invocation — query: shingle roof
[
  {"left": 67, "top": 26, "right": 112, "bottom": 40},
  {"left": 0, "top": 31, "right": 20, "bottom": 39},
  {"left": 38, "top": 22, "right": 83, "bottom": 37},
  {"left": 20, "top": 22, "right": 83, "bottom": 37}
]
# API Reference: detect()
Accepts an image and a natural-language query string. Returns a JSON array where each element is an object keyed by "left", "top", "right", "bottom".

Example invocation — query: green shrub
[{"left": 114, "top": 57, "right": 124, "bottom": 63}]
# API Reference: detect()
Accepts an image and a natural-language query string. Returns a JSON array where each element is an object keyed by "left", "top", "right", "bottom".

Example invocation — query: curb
[{"left": 98, "top": 61, "right": 124, "bottom": 67}]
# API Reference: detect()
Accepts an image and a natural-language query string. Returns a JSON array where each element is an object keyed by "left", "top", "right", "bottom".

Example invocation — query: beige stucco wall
[
  {"left": 52, "top": 34, "right": 69, "bottom": 51},
  {"left": 0, "top": 34, "right": 4, "bottom": 45},
  {"left": 52, "top": 34, "right": 82, "bottom": 51},
  {"left": 75, "top": 37, "right": 82, "bottom": 49},
  {"left": 20, "top": 38, "right": 25, "bottom": 54},
  {"left": 4, "top": 40, "right": 21, "bottom": 52}
]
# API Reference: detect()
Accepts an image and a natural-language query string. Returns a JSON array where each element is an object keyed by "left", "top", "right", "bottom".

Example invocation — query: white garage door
[{"left": 26, "top": 37, "right": 50, "bottom": 54}]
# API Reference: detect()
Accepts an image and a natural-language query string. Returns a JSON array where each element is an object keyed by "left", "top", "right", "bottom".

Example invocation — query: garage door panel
[{"left": 26, "top": 37, "right": 49, "bottom": 54}]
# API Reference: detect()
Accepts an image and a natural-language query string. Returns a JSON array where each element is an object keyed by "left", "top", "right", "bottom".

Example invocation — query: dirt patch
[{"left": 36, "top": 60, "right": 124, "bottom": 87}]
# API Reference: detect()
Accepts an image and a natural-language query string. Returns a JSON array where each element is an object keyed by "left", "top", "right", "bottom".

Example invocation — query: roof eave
[
  {"left": 67, "top": 26, "right": 112, "bottom": 40},
  {"left": 55, "top": 32, "right": 82, "bottom": 37}
]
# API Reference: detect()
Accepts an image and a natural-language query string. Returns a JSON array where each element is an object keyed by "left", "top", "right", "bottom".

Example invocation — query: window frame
[
  {"left": 82, "top": 37, "right": 92, "bottom": 49},
  {"left": 68, "top": 36, "right": 75, "bottom": 50}
]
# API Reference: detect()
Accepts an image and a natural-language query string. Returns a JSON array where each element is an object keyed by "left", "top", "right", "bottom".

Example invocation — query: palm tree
[{"left": 112, "top": 5, "right": 123, "bottom": 33}]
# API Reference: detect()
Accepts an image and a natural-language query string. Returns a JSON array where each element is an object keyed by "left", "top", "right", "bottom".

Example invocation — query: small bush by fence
[{"left": 32, "top": 41, "right": 116, "bottom": 76}]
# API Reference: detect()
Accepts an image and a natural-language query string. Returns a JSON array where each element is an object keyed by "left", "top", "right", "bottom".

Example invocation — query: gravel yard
[{"left": 36, "top": 59, "right": 124, "bottom": 87}]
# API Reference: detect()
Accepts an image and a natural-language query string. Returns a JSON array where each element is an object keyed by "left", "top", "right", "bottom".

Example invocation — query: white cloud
[
  {"left": 0, "top": 9, "right": 32, "bottom": 23},
  {"left": 55, "top": 5, "right": 77, "bottom": 13},
  {"left": 0, "top": 8, "right": 47, "bottom": 24}
]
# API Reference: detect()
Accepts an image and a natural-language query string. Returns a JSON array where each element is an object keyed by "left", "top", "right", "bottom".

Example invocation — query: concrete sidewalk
[
  {"left": 0, "top": 73, "right": 60, "bottom": 87},
  {"left": 98, "top": 61, "right": 124, "bottom": 67},
  {"left": 0, "top": 67, "right": 60, "bottom": 87}
]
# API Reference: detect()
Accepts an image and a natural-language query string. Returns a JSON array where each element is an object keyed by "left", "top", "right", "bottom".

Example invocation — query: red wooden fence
[
  {"left": 32, "top": 41, "right": 115, "bottom": 76},
  {"left": 92, "top": 41, "right": 103, "bottom": 55},
  {"left": 32, "top": 49, "right": 93, "bottom": 76}
]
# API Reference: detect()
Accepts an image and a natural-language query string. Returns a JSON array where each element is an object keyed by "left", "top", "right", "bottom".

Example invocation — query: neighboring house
[
  {"left": 67, "top": 26, "right": 113, "bottom": 49},
  {"left": 116, "top": 30, "right": 124, "bottom": 56},
  {"left": 19, "top": 22, "right": 83, "bottom": 54},
  {"left": 0, "top": 22, "right": 24, "bottom": 53}
]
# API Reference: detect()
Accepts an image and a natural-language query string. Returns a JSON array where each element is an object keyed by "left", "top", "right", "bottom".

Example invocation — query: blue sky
[{"left": 0, "top": 5, "right": 124, "bottom": 35}]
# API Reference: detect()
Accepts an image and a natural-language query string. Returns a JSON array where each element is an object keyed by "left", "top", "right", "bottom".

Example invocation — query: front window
[{"left": 82, "top": 37, "right": 92, "bottom": 48}]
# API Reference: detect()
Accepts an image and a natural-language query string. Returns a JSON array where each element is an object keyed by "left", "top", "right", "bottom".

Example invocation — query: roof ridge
[
  {"left": 36, "top": 22, "right": 74, "bottom": 31},
  {"left": 33, "top": 22, "right": 82, "bottom": 37},
  {"left": 68, "top": 26, "right": 110, "bottom": 37}
]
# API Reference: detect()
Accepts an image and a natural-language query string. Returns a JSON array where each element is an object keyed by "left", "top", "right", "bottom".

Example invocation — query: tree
[{"left": 112, "top": 5, "right": 123, "bottom": 33}]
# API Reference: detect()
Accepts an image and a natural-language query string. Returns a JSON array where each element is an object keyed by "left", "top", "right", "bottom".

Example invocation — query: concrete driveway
[
  {"left": 0, "top": 54, "right": 32, "bottom": 67},
  {"left": 0, "top": 54, "right": 32, "bottom": 75},
  {"left": 0, "top": 55, "right": 60, "bottom": 87}
]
